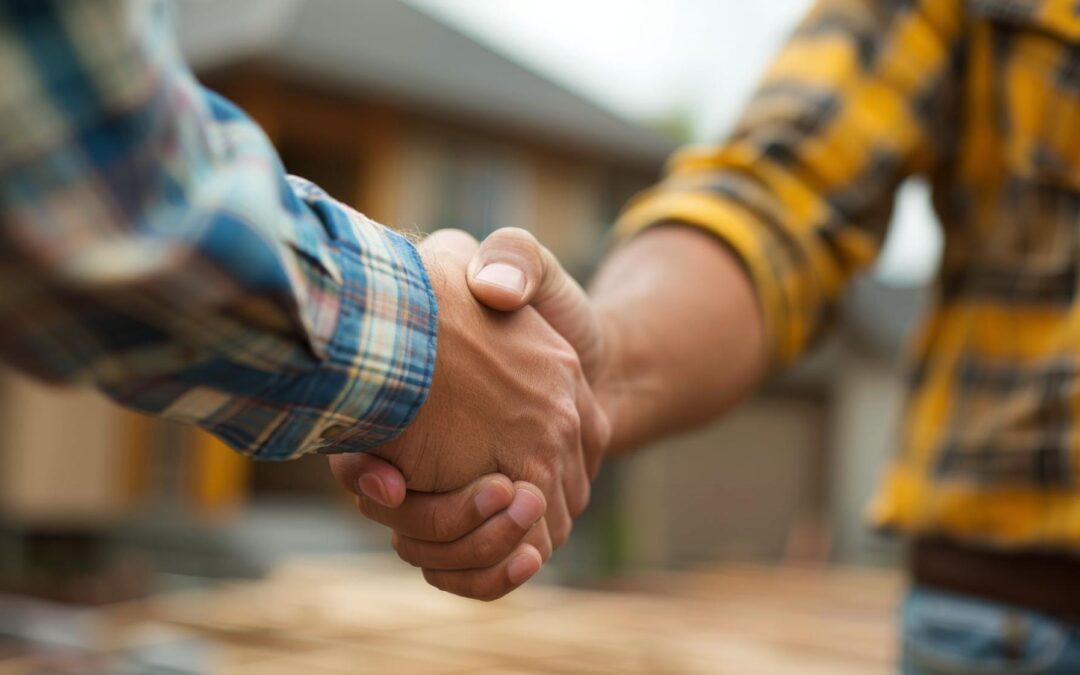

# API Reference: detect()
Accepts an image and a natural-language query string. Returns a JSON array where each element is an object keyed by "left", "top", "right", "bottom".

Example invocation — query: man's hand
[
  {"left": 466, "top": 228, "right": 620, "bottom": 441},
  {"left": 467, "top": 226, "right": 768, "bottom": 453},
  {"left": 329, "top": 229, "right": 611, "bottom": 600}
]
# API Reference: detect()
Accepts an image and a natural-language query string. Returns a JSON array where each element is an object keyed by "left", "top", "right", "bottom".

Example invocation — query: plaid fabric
[
  {"left": 617, "top": 0, "right": 1080, "bottom": 548},
  {"left": 0, "top": 0, "right": 438, "bottom": 459}
]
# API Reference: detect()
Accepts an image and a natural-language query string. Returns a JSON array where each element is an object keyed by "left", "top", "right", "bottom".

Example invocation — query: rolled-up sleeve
[{"left": 615, "top": 0, "right": 966, "bottom": 368}]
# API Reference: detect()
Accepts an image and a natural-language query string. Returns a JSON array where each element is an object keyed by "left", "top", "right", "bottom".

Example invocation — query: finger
[
  {"left": 422, "top": 543, "right": 543, "bottom": 602},
  {"left": 466, "top": 228, "right": 604, "bottom": 380},
  {"left": 576, "top": 373, "right": 611, "bottom": 481},
  {"left": 544, "top": 480, "right": 574, "bottom": 550},
  {"left": 560, "top": 413, "right": 592, "bottom": 519},
  {"left": 328, "top": 453, "right": 408, "bottom": 508},
  {"left": 392, "top": 485, "right": 546, "bottom": 570},
  {"left": 562, "top": 443, "right": 591, "bottom": 521},
  {"left": 358, "top": 474, "right": 519, "bottom": 542},
  {"left": 521, "top": 502, "right": 554, "bottom": 563},
  {"left": 466, "top": 228, "right": 563, "bottom": 310},
  {"left": 415, "top": 486, "right": 551, "bottom": 600},
  {"left": 416, "top": 517, "right": 551, "bottom": 601}
]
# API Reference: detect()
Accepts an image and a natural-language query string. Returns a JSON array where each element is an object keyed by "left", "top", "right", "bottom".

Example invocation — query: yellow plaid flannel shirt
[{"left": 617, "top": 0, "right": 1080, "bottom": 550}]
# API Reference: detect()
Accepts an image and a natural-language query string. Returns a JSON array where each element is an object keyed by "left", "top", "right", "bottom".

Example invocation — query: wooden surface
[{"left": 1, "top": 557, "right": 902, "bottom": 674}]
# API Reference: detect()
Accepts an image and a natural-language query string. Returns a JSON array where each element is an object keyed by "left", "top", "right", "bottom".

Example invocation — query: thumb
[{"left": 467, "top": 228, "right": 604, "bottom": 381}]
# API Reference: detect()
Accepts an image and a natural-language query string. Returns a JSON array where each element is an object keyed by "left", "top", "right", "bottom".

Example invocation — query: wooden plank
[{"left": 0, "top": 557, "right": 899, "bottom": 674}]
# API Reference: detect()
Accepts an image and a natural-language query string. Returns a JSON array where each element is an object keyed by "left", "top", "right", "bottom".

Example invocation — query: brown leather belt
[{"left": 911, "top": 537, "right": 1080, "bottom": 621}]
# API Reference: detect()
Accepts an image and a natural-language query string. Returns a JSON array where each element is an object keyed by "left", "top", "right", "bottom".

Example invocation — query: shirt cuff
[
  {"left": 198, "top": 191, "right": 439, "bottom": 460},
  {"left": 614, "top": 189, "right": 799, "bottom": 370},
  {"left": 294, "top": 225, "right": 439, "bottom": 456}
]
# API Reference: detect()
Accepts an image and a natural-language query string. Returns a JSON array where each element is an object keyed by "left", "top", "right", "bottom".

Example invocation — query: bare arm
[{"left": 590, "top": 225, "right": 768, "bottom": 454}]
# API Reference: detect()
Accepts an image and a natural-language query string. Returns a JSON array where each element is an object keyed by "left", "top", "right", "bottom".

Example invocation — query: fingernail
[
  {"left": 358, "top": 473, "right": 390, "bottom": 507},
  {"left": 475, "top": 481, "right": 513, "bottom": 519},
  {"left": 508, "top": 545, "right": 542, "bottom": 585},
  {"left": 475, "top": 263, "right": 525, "bottom": 294},
  {"left": 507, "top": 489, "right": 544, "bottom": 529}
]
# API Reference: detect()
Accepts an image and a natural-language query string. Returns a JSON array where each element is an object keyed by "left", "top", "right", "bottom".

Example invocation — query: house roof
[{"left": 174, "top": 0, "right": 676, "bottom": 166}]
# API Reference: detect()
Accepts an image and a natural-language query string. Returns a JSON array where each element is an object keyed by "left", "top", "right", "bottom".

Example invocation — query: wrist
[{"left": 591, "top": 302, "right": 665, "bottom": 455}]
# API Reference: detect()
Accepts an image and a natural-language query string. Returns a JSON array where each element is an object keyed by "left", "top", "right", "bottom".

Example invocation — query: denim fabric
[{"left": 902, "top": 586, "right": 1080, "bottom": 674}]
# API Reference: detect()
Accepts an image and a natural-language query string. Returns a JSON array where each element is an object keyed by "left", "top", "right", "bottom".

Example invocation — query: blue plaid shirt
[{"left": 0, "top": 0, "right": 438, "bottom": 459}]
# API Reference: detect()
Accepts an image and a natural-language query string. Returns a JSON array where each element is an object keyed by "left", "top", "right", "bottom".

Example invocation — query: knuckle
[
  {"left": 565, "top": 408, "right": 582, "bottom": 444},
  {"left": 557, "top": 395, "right": 579, "bottom": 424},
  {"left": 548, "top": 346, "right": 581, "bottom": 379},
  {"left": 545, "top": 415, "right": 581, "bottom": 460},
  {"left": 554, "top": 343, "right": 579, "bottom": 368},
  {"left": 528, "top": 461, "right": 558, "bottom": 493},
  {"left": 540, "top": 401, "right": 578, "bottom": 450},
  {"left": 593, "top": 416, "right": 613, "bottom": 456}
]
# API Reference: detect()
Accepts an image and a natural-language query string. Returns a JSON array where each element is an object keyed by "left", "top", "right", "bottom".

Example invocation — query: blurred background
[{"left": 0, "top": 0, "right": 942, "bottom": 671}]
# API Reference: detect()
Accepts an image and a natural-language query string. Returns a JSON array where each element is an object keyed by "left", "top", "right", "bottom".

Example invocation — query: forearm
[
  {"left": 0, "top": 0, "right": 437, "bottom": 458},
  {"left": 592, "top": 225, "right": 768, "bottom": 454}
]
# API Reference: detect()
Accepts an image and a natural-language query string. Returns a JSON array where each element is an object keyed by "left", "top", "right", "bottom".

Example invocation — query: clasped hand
[{"left": 329, "top": 228, "right": 616, "bottom": 601}]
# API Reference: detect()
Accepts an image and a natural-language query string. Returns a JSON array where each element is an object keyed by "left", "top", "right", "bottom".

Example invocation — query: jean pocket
[{"left": 903, "top": 589, "right": 1068, "bottom": 674}]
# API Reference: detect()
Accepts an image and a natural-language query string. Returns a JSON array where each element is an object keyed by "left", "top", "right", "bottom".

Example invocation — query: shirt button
[{"left": 320, "top": 424, "right": 350, "bottom": 442}]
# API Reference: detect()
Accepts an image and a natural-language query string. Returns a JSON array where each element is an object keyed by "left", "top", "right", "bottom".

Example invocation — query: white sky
[
  {"left": 405, "top": 0, "right": 809, "bottom": 140},
  {"left": 403, "top": 0, "right": 942, "bottom": 286}
]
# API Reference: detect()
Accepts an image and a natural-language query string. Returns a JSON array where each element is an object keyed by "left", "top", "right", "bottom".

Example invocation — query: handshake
[{"left": 329, "top": 227, "right": 622, "bottom": 602}]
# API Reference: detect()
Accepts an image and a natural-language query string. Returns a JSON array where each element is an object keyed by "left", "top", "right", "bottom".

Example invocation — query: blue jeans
[{"left": 902, "top": 586, "right": 1080, "bottom": 674}]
